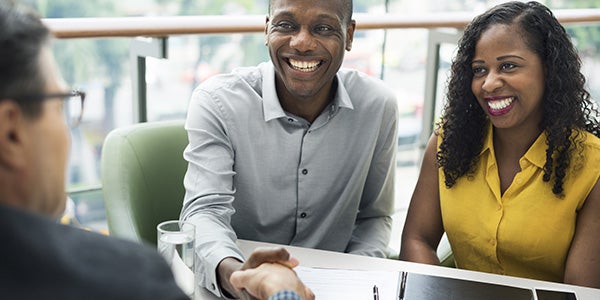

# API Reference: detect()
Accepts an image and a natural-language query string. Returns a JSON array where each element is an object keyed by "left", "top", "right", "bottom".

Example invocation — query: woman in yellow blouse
[{"left": 400, "top": 1, "right": 600, "bottom": 288}]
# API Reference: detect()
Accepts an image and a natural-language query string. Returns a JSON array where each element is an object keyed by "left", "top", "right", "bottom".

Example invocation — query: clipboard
[{"left": 400, "top": 272, "right": 534, "bottom": 300}]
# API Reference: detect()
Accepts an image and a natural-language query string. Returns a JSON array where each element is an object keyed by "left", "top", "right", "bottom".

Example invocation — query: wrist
[{"left": 217, "top": 257, "right": 244, "bottom": 298}]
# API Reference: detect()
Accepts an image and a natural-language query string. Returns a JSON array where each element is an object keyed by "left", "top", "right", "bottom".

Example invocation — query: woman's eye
[
  {"left": 472, "top": 66, "right": 486, "bottom": 75},
  {"left": 500, "top": 62, "right": 517, "bottom": 71}
]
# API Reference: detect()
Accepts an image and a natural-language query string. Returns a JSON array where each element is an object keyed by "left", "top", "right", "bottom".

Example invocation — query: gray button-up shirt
[{"left": 181, "top": 62, "right": 398, "bottom": 297}]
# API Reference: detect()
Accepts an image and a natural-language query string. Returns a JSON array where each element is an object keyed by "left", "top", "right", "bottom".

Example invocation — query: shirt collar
[
  {"left": 260, "top": 62, "right": 354, "bottom": 122},
  {"left": 481, "top": 122, "right": 547, "bottom": 169}
]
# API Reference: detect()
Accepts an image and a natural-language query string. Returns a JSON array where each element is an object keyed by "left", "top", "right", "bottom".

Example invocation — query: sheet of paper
[{"left": 295, "top": 266, "right": 400, "bottom": 299}]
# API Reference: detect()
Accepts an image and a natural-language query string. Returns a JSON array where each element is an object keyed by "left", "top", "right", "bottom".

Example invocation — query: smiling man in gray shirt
[{"left": 180, "top": 0, "right": 398, "bottom": 298}]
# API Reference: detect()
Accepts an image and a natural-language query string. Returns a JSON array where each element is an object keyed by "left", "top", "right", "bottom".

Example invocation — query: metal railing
[{"left": 43, "top": 10, "right": 600, "bottom": 38}]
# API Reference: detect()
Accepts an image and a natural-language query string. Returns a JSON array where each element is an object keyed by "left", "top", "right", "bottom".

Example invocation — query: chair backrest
[{"left": 101, "top": 120, "right": 188, "bottom": 246}]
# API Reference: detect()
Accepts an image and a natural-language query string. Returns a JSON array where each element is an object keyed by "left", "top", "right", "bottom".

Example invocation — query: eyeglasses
[{"left": 18, "top": 90, "right": 86, "bottom": 128}]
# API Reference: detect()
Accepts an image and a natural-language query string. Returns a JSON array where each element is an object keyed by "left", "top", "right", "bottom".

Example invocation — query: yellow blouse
[{"left": 439, "top": 125, "right": 600, "bottom": 282}]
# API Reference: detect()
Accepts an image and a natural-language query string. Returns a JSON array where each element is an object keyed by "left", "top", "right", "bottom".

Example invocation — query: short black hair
[
  {"left": 268, "top": 0, "right": 353, "bottom": 25},
  {"left": 0, "top": 0, "right": 51, "bottom": 118}
]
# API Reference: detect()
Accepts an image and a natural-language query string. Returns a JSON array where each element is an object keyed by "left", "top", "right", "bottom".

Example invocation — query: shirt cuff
[{"left": 200, "top": 246, "right": 245, "bottom": 298}]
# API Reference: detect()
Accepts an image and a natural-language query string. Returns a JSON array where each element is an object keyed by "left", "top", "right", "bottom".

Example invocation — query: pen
[
  {"left": 398, "top": 272, "right": 407, "bottom": 300},
  {"left": 373, "top": 285, "right": 379, "bottom": 300}
]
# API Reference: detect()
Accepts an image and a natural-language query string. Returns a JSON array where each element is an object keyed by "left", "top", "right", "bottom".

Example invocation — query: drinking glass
[{"left": 157, "top": 220, "right": 195, "bottom": 298}]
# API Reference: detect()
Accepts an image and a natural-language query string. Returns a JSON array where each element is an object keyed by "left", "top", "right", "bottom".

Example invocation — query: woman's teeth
[{"left": 488, "top": 97, "right": 514, "bottom": 110}]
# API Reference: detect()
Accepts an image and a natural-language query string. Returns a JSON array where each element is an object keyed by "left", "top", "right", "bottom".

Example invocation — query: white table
[{"left": 194, "top": 239, "right": 600, "bottom": 299}]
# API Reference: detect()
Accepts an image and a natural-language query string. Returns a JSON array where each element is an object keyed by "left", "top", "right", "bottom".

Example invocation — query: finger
[
  {"left": 277, "top": 256, "right": 299, "bottom": 269},
  {"left": 244, "top": 247, "right": 291, "bottom": 269},
  {"left": 230, "top": 269, "right": 257, "bottom": 290},
  {"left": 305, "top": 287, "right": 315, "bottom": 300}
]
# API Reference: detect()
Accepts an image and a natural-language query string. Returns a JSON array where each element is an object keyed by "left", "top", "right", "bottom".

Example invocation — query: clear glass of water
[{"left": 157, "top": 220, "right": 195, "bottom": 298}]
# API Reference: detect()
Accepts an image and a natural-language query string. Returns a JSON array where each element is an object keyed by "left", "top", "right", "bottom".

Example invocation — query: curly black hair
[{"left": 438, "top": 1, "right": 600, "bottom": 195}]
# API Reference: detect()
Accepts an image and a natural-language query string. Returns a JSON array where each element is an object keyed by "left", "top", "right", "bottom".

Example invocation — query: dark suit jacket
[{"left": 0, "top": 203, "right": 189, "bottom": 300}]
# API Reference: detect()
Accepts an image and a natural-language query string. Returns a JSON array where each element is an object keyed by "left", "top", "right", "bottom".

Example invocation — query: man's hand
[
  {"left": 217, "top": 247, "right": 307, "bottom": 299},
  {"left": 230, "top": 262, "right": 314, "bottom": 300}
]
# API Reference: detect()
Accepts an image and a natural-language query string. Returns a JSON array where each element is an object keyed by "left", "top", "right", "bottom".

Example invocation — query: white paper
[{"left": 295, "top": 266, "right": 400, "bottom": 300}]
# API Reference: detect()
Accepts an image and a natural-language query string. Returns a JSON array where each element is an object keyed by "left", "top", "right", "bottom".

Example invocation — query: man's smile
[{"left": 288, "top": 58, "right": 323, "bottom": 72}]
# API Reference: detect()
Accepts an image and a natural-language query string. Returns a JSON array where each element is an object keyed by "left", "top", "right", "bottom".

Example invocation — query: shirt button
[
  {"left": 490, "top": 239, "right": 496, "bottom": 246},
  {"left": 302, "top": 169, "right": 308, "bottom": 175},
  {"left": 300, "top": 212, "right": 307, "bottom": 218},
  {"left": 288, "top": 118, "right": 294, "bottom": 122},
  {"left": 211, "top": 283, "right": 216, "bottom": 290}
]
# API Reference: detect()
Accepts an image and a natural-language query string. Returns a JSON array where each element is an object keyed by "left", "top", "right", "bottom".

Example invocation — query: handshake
[{"left": 223, "top": 247, "right": 315, "bottom": 300}]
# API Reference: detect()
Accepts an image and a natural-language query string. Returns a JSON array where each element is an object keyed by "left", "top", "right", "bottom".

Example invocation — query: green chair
[{"left": 101, "top": 120, "right": 188, "bottom": 246}]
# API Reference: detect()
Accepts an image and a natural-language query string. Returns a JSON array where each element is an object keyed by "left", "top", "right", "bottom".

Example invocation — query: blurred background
[{"left": 26, "top": 0, "right": 600, "bottom": 252}]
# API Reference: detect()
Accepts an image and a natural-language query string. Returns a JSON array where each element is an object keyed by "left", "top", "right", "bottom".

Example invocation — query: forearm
[
  {"left": 217, "top": 257, "right": 245, "bottom": 298},
  {"left": 348, "top": 165, "right": 395, "bottom": 257},
  {"left": 182, "top": 105, "right": 242, "bottom": 295},
  {"left": 399, "top": 237, "right": 441, "bottom": 265},
  {"left": 346, "top": 216, "right": 392, "bottom": 257},
  {"left": 347, "top": 106, "right": 397, "bottom": 257},
  {"left": 563, "top": 178, "right": 600, "bottom": 289}
]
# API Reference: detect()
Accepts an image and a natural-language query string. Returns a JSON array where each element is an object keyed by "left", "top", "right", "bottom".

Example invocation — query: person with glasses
[
  {"left": 18, "top": 90, "right": 86, "bottom": 128},
  {"left": 0, "top": 1, "right": 188, "bottom": 299}
]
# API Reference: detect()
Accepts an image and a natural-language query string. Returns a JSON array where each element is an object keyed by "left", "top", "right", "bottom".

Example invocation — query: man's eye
[
  {"left": 273, "top": 22, "right": 295, "bottom": 31},
  {"left": 314, "top": 25, "right": 332, "bottom": 32}
]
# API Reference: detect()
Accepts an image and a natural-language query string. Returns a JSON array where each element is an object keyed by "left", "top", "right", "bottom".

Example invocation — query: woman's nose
[{"left": 481, "top": 71, "right": 503, "bottom": 93}]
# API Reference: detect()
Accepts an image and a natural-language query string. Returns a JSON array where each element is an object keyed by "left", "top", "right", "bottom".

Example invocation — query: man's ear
[
  {"left": 265, "top": 15, "right": 272, "bottom": 46},
  {"left": 0, "top": 100, "right": 28, "bottom": 171},
  {"left": 345, "top": 19, "right": 356, "bottom": 51}
]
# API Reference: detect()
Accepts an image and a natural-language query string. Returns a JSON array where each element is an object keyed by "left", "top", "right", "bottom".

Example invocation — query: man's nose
[{"left": 290, "top": 27, "right": 317, "bottom": 52}]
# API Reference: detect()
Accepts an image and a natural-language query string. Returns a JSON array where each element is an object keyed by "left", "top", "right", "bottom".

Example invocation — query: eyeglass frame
[{"left": 15, "top": 90, "right": 86, "bottom": 127}]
